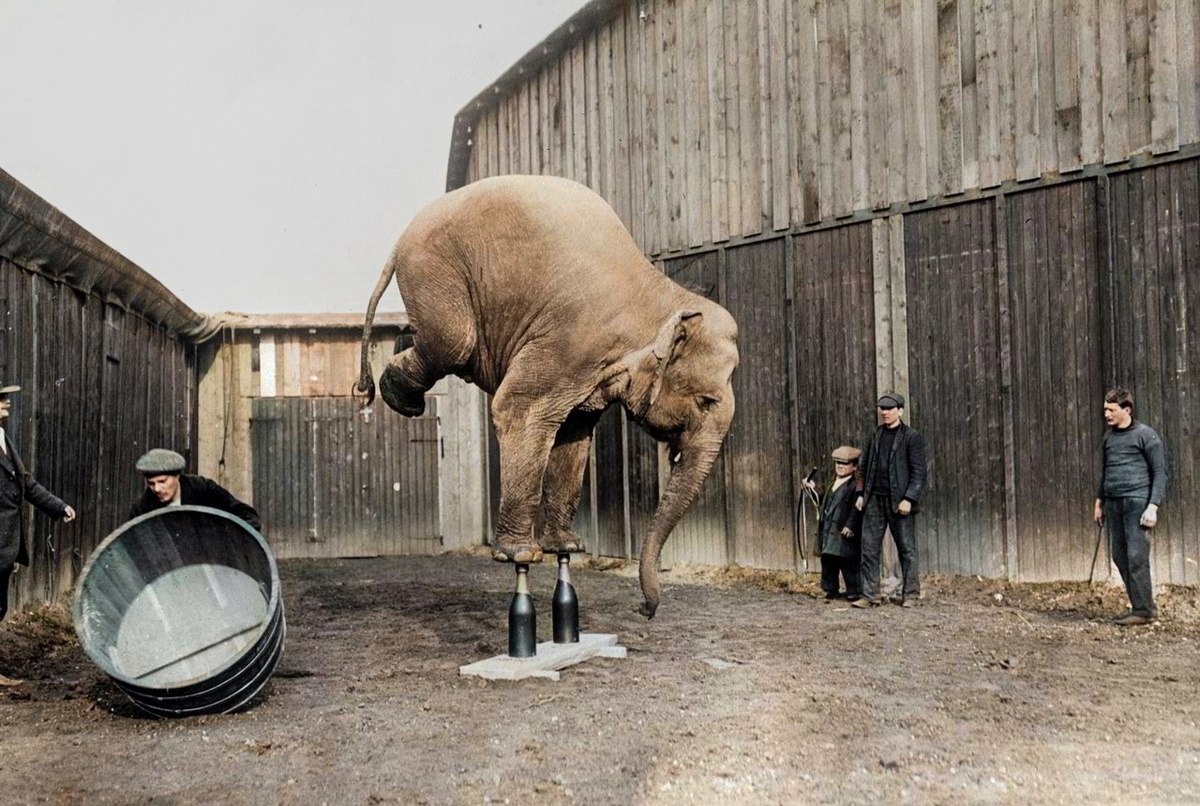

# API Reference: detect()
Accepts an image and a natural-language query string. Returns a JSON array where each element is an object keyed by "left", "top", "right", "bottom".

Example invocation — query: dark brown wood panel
[
  {"left": 905, "top": 200, "right": 1007, "bottom": 577},
  {"left": 1007, "top": 180, "right": 1105, "bottom": 581},
  {"left": 1108, "top": 159, "right": 1200, "bottom": 586},
  {"left": 591, "top": 405, "right": 626, "bottom": 558},
  {"left": 724, "top": 238, "right": 793, "bottom": 570},
  {"left": 792, "top": 223, "right": 877, "bottom": 561}
]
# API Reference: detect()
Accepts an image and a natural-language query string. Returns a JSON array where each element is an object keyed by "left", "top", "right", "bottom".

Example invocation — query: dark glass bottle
[
  {"left": 552, "top": 553, "right": 580, "bottom": 644},
  {"left": 508, "top": 563, "right": 537, "bottom": 658}
]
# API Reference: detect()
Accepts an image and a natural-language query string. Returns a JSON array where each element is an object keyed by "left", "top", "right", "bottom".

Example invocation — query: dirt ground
[{"left": 1, "top": 552, "right": 1199, "bottom": 805}]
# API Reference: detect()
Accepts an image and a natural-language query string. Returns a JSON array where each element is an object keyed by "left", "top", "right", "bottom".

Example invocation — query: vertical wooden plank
[
  {"left": 737, "top": 0, "right": 764, "bottom": 234},
  {"left": 959, "top": 0, "right": 979, "bottom": 189},
  {"left": 1099, "top": 0, "right": 1130, "bottom": 163},
  {"left": 849, "top": 0, "right": 873, "bottom": 211},
  {"left": 1150, "top": 0, "right": 1180, "bottom": 153},
  {"left": 993, "top": 0, "right": 1017, "bottom": 182},
  {"left": 497, "top": 94, "right": 511, "bottom": 175},
  {"left": 794, "top": 0, "right": 822, "bottom": 222},
  {"left": 538, "top": 66, "right": 551, "bottom": 174},
  {"left": 902, "top": 0, "right": 930, "bottom": 201},
  {"left": 642, "top": 3, "right": 662, "bottom": 254},
  {"left": 975, "top": 0, "right": 1001, "bottom": 188},
  {"left": 828, "top": 0, "right": 854, "bottom": 216},
  {"left": 817, "top": 0, "right": 836, "bottom": 218},
  {"left": 694, "top": 0, "right": 712, "bottom": 244},
  {"left": 994, "top": 194, "right": 1019, "bottom": 579},
  {"left": 889, "top": 215, "right": 909, "bottom": 399},
  {"left": 599, "top": 23, "right": 615, "bottom": 200},
  {"left": 1013, "top": 0, "right": 1041, "bottom": 179},
  {"left": 548, "top": 59, "right": 563, "bottom": 177},
  {"left": 872, "top": 218, "right": 894, "bottom": 393},
  {"left": 1178, "top": 0, "right": 1200, "bottom": 147},
  {"left": 1077, "top": 0, "right": 1103, "bottom": 166},
  {"left": 560, "top": 51, "right": 576, "bottom": 181},
  {"left": 884, "top": 0, "right": 907, "bottom": 203},
  {"left": 938, "top": 0, "right": 965, "bottom": 194},
  {"left": 660, "top": 0, "right": 684, "bottom": 250},
  {"left": 757, "top": 0, "right": 776, "bottom": 230},
  {"left": 586, "top": 31, "right": 602, "bottom": 190},
  {"left": 1127, "top": 0, "right": 1153, "bottom": 154},
  {"left": 611, "top": 13, "right": 633, "bottom": 228},
  {"left": 1035, "top": 0, "right": 1059, "bottom": 172},
  {"left": 573, "top": 41, "right": 589, "bottom": 182},
  {"left": 627, "top": 3, "right": 648, "bottom": 249},
  {"left": 528, "top": 72, "right": 541, "bottom": 176},
  {"left": 707, "top": 0, "right": 731, "bottom": 241},
  {"left": 1055, "top": 0, "right": 1083, "bottom": 173},
  {"left": 769, "top": 0, "right": 790, "bottom": 230}
]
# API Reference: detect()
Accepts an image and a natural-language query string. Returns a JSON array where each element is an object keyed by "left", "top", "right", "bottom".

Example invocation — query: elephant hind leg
[
  {"left": 379, "top": 344, "right": 444, "bottom": 417},
  {"left": 537, "top": 410, "right": 599, "bottom": 554}
]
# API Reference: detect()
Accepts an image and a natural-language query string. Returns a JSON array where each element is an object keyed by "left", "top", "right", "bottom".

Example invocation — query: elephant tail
[{"left": 354, "top": 252, "right": 399, "bottom": 407}]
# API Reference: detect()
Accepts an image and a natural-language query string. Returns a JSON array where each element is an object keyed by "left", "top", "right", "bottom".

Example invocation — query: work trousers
[
  {"left": 820, "top": 554, "right": 861, "bottom": 599},
  {"left": 860, "top": 493, "right": 919, "bottom": 602},
  {"left": 1104, "top": 498, "right": 1157, "bottom": 617},
  {"left": 0, "top": 564, "right": 12, "bottom": 621}
]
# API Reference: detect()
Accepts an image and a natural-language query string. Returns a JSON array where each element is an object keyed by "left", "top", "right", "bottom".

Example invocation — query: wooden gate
[{"left": 250, "top": 398, "right": 441, "bottom": 559}]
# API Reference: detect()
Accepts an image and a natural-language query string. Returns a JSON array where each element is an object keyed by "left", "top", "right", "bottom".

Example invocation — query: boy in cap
[
  {"left": 805, "top": 445, "right": 864, "bottom": 601},
  {"left": 128, "top": 448, "right": 262, "bottom": 531},
  {"left": 0, "top": 384, "right": 76, "bottom": 623},
  {"left": 852, "top": 391, "right": 927, "bottom": 608}
]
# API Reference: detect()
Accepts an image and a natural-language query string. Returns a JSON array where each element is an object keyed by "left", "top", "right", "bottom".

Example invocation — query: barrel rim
[{"left": 72, "top": 505, "right": 282, "bottom": 688}]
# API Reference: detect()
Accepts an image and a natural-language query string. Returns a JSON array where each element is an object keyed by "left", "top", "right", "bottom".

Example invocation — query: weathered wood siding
[
  {"left": 462, "top": 0, "right": 1200, "bottom": 254},
  {"left": 0, "top": 264, "right": 195, "bottom": 610},
  {"left": 250, "top": 398, "right": 441, "bottom": 559}
]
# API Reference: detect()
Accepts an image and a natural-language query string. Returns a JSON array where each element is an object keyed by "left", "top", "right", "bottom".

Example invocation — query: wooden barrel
[{"left": 73, "top": 505, "right": 285, "bottom": 717}]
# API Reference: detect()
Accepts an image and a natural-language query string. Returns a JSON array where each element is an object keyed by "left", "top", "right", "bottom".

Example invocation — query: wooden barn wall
[
  {"left": 1006, "top": 181, "right": 1105, "bottom": 581},
  {"left": 1107, "top": 160, "right": 1200, "bottom": 586},
  {"left": 463, "top": 0, "right": 1200, "bottom": 256},
  {"left": 251, "top": 397, "right": 441, "bottom": 559},
  {"left": 904, "top": 200, "right": 1007, "bottom": 578},
  {"left": 0, "top": 263, "right": 196, "bottom": 610},
  {"left": 791, "top": 223, "right": 877, "bottom": 562}
]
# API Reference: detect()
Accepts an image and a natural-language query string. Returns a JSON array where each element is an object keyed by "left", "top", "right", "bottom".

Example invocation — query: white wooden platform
[{"left": 459, "top": 633, "right": 627, "bottom": 681}]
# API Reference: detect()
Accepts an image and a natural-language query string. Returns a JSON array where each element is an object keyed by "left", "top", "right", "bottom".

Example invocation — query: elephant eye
[{"left": 697, "top": 395, "right": 720, "bottom": 412}]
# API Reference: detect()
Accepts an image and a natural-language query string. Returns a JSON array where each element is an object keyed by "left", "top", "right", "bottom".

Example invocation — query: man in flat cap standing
[
  {"left": 805, "top": 445, "right": 865, "bottom": 601},
  {"left": 852, "top": 392, "right": 927, "bottom": 608},
  {"left": 129, "top": 448, "right": 261, "bottom": 531},
  {"left": 0, "top": 384, "right": 76, "bottom": 622}
]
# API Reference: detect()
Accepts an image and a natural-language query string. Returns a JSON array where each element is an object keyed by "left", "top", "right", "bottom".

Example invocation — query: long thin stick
[{"left": 1088, "top": 520, "right": 1104, "bottom": 585}]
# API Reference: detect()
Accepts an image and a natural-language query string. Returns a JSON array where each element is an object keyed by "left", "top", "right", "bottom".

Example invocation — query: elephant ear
[{"left": 648, "top": 310, "right": 703, "bottom": 408}]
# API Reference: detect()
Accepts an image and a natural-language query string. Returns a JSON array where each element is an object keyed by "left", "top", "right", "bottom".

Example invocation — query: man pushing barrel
[{"left": 129, "top": 449, "right": 261, "bottom": 531}]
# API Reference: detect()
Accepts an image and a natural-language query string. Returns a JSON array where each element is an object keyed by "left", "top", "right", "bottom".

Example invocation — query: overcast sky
[{"left": 0, "top": 1, "right": 569, "bottom": 315}]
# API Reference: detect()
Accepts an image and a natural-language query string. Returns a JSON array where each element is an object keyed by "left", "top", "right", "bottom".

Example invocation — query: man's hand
[
  {"left": 62, "top": 506, "right": 76, "bottom": 523},
  {"left": 1093, "top": 499, "right": 1104, "bottom": 525},
  {"left": 1141, "top": 503, "right": 1158, "bottom": 528},
  {"left": 897, "top": 499, "right": 912, "bottom": 516},
  {"left": 840, "top": 527, "right": 853, "bottom": 539},
  {"left": 855, "top": 496, "right": 864, "bottom": 512},
  {"left": 803, "top": 478, "right": 817, "bottom": 492}
]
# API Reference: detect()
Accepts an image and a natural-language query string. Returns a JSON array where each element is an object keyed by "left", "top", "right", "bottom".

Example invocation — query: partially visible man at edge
[
  {"left": 1093, "top": 386, "right": 1168, "bottom": 626},
  {"left": 0, "top": 384, "right": 76, "bottom": 624},
  {"left": 129, "top": 448, "right": 261, "bottom": 531}
]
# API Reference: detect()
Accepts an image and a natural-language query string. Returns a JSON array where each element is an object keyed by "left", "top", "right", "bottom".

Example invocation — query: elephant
[{"left": 355, "top": 175, "right": 738, "bottom": 618}]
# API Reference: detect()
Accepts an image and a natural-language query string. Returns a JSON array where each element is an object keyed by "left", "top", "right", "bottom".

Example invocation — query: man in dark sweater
[
  {"left": 128, "top": 449, "right": 262, "bottom": 531},
  {"left": 852, "top": 392, "right": 927, "bottom": 608},
  {"left": 1093, "top": 387, "right": 1168, "bottom": 626}
]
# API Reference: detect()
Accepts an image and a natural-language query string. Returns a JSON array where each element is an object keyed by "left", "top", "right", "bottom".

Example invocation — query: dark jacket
[
  {"left": 0, "top": 440, "right": 68, "bottom": 569},
  {"left": 855, "top": 422, "right": 927, "bottom": 511},
  {"left": 818, "top": 477, "right": 863, "bottom": 557},
  {"left": 129, "top": 474, "right": 262, "bottom": 531}
]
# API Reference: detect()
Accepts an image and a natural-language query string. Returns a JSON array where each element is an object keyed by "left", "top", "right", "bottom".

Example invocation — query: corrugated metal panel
[
  {"left": 251, "top": 398, "right": 441, "bottom": 559},
  {"left": 792, "top": 224, "right": 878, "bottom": 561},
  {"left": 724, "top": 239, "right": 794, "bottom": 570},
  {"left": 904, "top": 200, "right": 1007, "bottom": 577},
  {"left": 661, "top": 252, "right": 727, "bottom": 568},
  {"left": 1109, "top": 159, "right": 1200, "bottom": 585},
  {"left": 1006, "top": 181, "right": 1105, "bottom": 581}
]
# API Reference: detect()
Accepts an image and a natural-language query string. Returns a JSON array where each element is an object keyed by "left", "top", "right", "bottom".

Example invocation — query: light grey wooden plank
[
  {"left": 903, "top": 0, "right": 929, "bottom": 202},
  {"left": 769, "top": 0, "right": 790, "bottom": 230},
  {"left": 872, "top": 218, "right": 894, "bottom": 393},
  {"left": 923, "top": 0, "right": 942, "bottom": 194},
  {"left": 611, "top": 13, "right": 633, "bottom": 226},
  {"left": 586, "top": 31, "right": 602, "bottom": 190},
  {"left": 661, "top": 0, "right": 683, "bottom": 250},
  {"left": 849, "top": 0, "right": 872, "bottom": 211},
  {"left": 1150, "top": 0, "right": 1181, "bottom": 153},
  {"left": 817, "top": 0, "right": 835, "bottom": 218},
  {"left": 757, "top": 0, "right": 776, "bottom": 231},
  {"left": 888, "top": 214, "right": 910, "bottom": 402},
  {"left": 976, "top": 0, "right": 1001, "bottom": 188},
  {"left": 573, "top": 40, "right": 589, "bottom": 182},
  {"left": 1099, "top": 0, "right": 1129, "bottom": 162},
  {"left": 1035, "top": 0, "right": 1058, "bottom": 171},
  {"left": 642, "top": 2, "right": 662, "bottom": 254},
  {"left": 738, "top": 0, "right": 764, "bottom": 234},
  {"left": 1077, "top": 0, "right": 1103, "bottom": 166},
  {"left": 692, "top": 0, "right": 713, "bottom": 245},
  {"left": 796, "top": 0, "right": 822, "bottom": 222},
  {"left": 1178, "top": 0, "right": 1200, "bottom": 146},
  {"left": 937, "top": 0, "right": 964, "bottom": 195},
  {"left": 707, "top": 0, "right": 730, "bottom": 241},
  {"left": 959, "top": 0, "right": 979, "bottom": 189},
  {"left": 599, "top": 24, "right": 615, "bottom": 201},
  {"left": 1054, "top": 0, "right": 1083, "bottom": 172},
  {"left": 884, "top": 0, "right": 906, "bottom": 203},
  {"left": 829, "top": 0, "right": 854, "bottom": 216},
  {"left": 547, "top": 59, "right": 563, "bottom": 177},
  {"left": 1126, "top": 0, "right": 1152, "bottom": 154}
]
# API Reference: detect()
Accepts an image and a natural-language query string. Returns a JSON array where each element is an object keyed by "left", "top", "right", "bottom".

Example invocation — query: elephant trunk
[{"left": 638, "top": 405, "right": 732, "bottom": 618}]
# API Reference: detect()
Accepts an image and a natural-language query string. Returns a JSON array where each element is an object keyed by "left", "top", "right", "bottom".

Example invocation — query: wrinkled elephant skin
[{"left": 357, "top": 175, "right": 738, "bottom": 618}]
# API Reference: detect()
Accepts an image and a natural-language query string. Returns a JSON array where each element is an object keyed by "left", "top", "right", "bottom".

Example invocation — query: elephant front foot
[
  {"left": 491, "top": 542, "right": 544, "bottom": 564},
  {"left": 539, "top": 528, "right": 586, "bottom": 554}
]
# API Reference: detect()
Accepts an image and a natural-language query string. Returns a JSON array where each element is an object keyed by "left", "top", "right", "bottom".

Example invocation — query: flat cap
[
  {"left": 877, "top": 391, "right": 906, "bottom": 408},
  {"left": 136, "top": 448, "right": 186, "bottom": 475},
  {"left": 831, "top": 445, "right": 862, "bottom": 462},
  {"left": 0, "top": 384, "right": 21, "bottom": 395}
]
